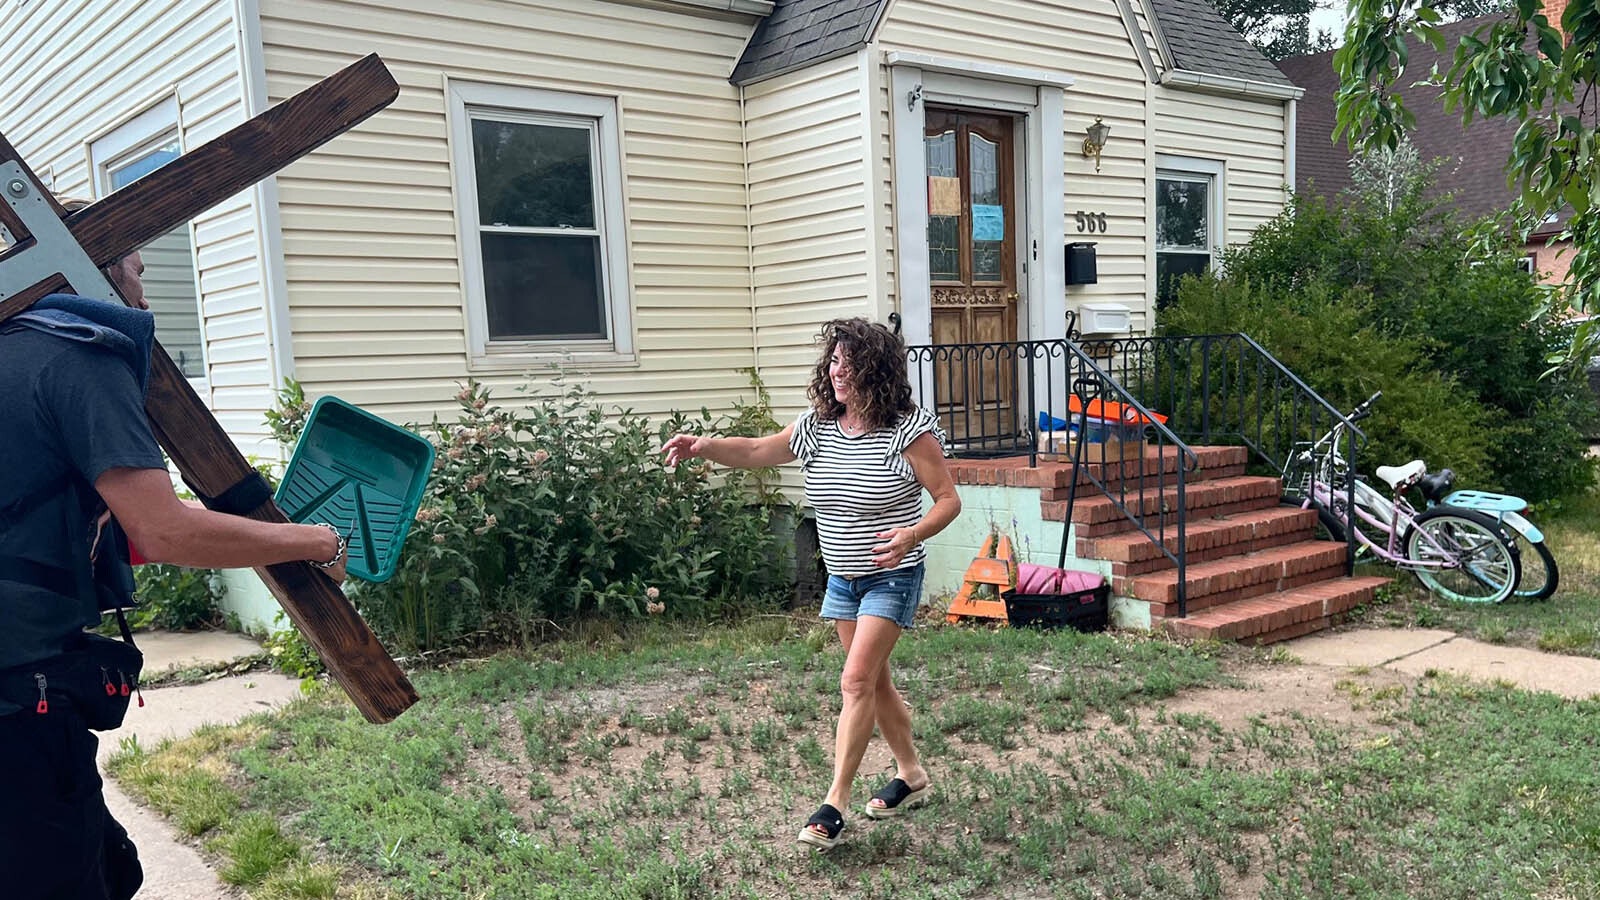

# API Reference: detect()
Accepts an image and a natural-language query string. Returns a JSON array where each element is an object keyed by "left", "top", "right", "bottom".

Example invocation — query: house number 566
[{"left": 1074, "top": 211, "right": 1109, "bottom": 233}]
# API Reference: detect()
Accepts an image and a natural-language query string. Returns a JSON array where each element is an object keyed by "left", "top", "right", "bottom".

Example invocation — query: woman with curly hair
[{"left": 661, "top": 317, "right": 961, "bottom": 850}]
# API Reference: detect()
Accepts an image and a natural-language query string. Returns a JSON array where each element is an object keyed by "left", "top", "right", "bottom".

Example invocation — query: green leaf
[{"left": 1537, "top": 25, "right": 1564, "bottom": 64}]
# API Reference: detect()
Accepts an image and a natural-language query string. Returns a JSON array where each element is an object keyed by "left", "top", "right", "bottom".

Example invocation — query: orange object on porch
[
  {"left": 945, "top": 533, "right": 1017, "bottom": 624},
  {"left": 1066, "top": 395, "right": 1168, "bottom": 426}
]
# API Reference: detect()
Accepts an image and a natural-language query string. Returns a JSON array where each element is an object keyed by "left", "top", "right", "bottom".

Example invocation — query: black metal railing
[
  {"left": 1077, "top": 332, "right": 1365, "bottom": 575},
  {"left": 905, "top": 339, "right": 1201, "bottom": 615}
]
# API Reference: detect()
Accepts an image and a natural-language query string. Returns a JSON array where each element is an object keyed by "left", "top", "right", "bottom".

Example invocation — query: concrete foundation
[{"left": 922, "top": 482, "right": 1128, "bottom": 623}]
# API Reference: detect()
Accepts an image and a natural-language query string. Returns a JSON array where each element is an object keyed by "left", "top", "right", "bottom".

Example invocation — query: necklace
[{"left": 839, "top": 416, "right": 867, "bottom": 435}]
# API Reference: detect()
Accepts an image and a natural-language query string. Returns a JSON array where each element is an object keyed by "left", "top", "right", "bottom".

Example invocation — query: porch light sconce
[{"left": 1081, "top": 117, "right": 1111, "bottom": 172}]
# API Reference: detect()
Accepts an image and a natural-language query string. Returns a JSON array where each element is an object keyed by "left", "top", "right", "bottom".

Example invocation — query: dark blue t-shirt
[{"left": 0, "top": 327, "right": 164, "bottom": 712}]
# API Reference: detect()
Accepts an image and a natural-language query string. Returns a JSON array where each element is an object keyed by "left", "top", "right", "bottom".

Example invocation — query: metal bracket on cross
[
  {"left": 0, "top": 54, "right": 418, "bottom": 724},
  {"left": 0, "top": 161, "right": 117, "bottom": 302}
]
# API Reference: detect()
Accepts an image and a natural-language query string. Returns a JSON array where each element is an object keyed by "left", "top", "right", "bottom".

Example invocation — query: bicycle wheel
[
  {"left": 1403, "top": 508, "right": 1521, "bottom": 604},
  {"left": 1509, "top": 532, "right": 1559, "bottom": 601}
]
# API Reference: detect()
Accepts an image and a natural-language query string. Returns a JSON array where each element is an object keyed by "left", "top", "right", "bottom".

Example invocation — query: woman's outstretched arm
[{"left": 662, "top": 423, "right": 798, "bottom": 470}]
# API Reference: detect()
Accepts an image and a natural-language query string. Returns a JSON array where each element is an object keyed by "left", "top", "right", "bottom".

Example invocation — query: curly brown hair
[{"left": 807, "top": 318, "right": 915, "bottom": 430}]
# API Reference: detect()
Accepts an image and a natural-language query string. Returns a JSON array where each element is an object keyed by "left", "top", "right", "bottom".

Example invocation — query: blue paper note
[{"left": 972, "top": 204, "right": 1005, "bottom": 242}]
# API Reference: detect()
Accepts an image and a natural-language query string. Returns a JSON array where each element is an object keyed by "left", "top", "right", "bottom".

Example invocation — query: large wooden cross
[{"left": 0, "top": 54, "right": 417, "bottom": 724}]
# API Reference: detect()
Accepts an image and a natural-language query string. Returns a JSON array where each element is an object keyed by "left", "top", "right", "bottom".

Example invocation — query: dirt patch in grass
[
  {"left": 443, "top": 654, "right": 1425, "bottom": 898},
  {"left": 1159, "top": 658, "right": 1414, "bottom": 733},
  {"left": 545, "top": 675, "right": 710, "bottom": 718}
]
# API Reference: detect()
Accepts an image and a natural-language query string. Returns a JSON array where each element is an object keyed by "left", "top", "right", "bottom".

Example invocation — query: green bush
[
  {"left": 1160, "top": 187, "right": 1596, "bottom": 503},
  {"left": 131, "top": 563, "right": 224, "bottom": 631},
  {"left": 263, "top": 613, "right": 323, "bottom": 679},
  {"left": 280, "top": 375, "right": 794, "bottom": 654}
]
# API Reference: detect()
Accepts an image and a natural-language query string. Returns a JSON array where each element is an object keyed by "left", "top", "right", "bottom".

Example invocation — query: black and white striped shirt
[{"left": 789, "top": 407, "right": 947, "bottom": 577}]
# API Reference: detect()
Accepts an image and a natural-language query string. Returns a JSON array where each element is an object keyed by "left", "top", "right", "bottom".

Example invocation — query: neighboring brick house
[{"left": 1277, "top": 12, "right": 1573, "bottom": 283}]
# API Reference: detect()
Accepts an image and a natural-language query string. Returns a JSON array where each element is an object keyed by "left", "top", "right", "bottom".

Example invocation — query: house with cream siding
[{"left": 0, "top": 0, "right": 1300, "bottom": 628}]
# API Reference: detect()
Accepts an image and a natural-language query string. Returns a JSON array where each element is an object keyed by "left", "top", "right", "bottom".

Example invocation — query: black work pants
[{"left": 0, "top": 708, "right": 141, "bottom": 899}]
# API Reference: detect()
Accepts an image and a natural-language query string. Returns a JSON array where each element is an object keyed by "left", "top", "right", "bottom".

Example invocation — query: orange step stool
[{"left": 946, "top": 534, "right": 1017, "bottom": 624}]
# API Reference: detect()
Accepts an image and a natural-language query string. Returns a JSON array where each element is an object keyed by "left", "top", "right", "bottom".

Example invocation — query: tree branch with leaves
[{"left": 1334, "top": 0, "right": 1600, "bottom": 366}]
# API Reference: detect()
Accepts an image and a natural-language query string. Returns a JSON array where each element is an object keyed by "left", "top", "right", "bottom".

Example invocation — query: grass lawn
[
  {"left": 104, "top": 488, "right": 1600, "bottom": 898},
  {"left": 110, "top": 611, "right": 1600, "bottom": 899}
]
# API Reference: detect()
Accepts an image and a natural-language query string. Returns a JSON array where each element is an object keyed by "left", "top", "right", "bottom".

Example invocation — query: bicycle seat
[
  {"left": 1418, "top": 468, "right": 1455, "bottom": 503},
  {"left": 1375, "top": 460, "right": 1426, "bottom": 490}
]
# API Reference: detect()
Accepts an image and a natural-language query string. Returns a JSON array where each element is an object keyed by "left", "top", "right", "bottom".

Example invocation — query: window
[
  {"left": 1155, "top": 156, "right": 1224, "bottom": 309},
  {"left": 91, "top": 98, "right": 205, "bottom": 380},
  {"left": 448, "top": 82, "right": 633, "bottom": 366},
  {"left": 1516, "top": 254, "right": 1537, "bottom": 275}
]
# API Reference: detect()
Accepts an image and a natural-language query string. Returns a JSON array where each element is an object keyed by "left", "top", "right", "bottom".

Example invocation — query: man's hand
[{"left": 309, "top": 524, "right": 348, "bottom": 584}]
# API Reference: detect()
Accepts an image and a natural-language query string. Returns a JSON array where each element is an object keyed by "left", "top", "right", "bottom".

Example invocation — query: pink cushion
[{"left": 1015, "top": 562, "right": 1104, "bottom": 595}]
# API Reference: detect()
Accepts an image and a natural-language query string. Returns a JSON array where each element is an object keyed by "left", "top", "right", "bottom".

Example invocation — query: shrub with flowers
[{"left": 270, "top": 374, "right": 794, "bottom": 653}]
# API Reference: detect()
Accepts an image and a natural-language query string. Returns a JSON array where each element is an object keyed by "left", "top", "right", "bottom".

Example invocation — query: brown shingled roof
[
  {"left": 731, "top": 0, "right": 887, "bottom": 86},
  {"left": 1150, "top": 0, "right": 1296, "bottom": 88},
  {"left": 1276, "top": 13, "right": 1538, "bottom": 222}
]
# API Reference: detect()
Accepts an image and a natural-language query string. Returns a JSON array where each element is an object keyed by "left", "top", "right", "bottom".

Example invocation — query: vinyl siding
[
  {"left": 745, "top": 53, "right": 877, "bottom": 427},
  {"left": 257, "top": 0, "right": 762, "bottom": 428},
  {"left": 0, "top": 0, "right": 276, "bottom": 456},
  {"left": 1154, "top": 86, "right": 1290, "bottom": 245},
  {"left": 1129, "top": 0, "right": 1168, "bottom": 79},
  {"left": 877, "top": 0, "right": 1158, "bottom": 331}
]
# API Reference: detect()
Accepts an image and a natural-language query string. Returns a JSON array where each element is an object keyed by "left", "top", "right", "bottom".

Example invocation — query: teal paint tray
[{"left": 274, "top": 396, "right": 435, "bottom": 582}]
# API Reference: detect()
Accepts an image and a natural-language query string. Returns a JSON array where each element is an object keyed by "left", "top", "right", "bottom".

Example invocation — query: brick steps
[
  {"left": 1085, "top": 507, "right": 1317, "bottom": 577},
  {"left": 1124, "top": 540, "right": 1349, "bottom": 616},
  {"left": 949, "top": 445, "right": 1248, "bottom": 493},
  {"left": 1156, "top": 577, "right": 1389, "bottom": 643},
  {"left": 1085, "top": 506, "right": 1312, "bottom": 562},
  {"left": 1054, "top": 475, "right": 1285, "bottom": 538}
]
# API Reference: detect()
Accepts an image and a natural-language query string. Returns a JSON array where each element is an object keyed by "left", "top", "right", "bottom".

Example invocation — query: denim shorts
[{"left": 821, "top": 563, "right": 925, "bottom": 629}]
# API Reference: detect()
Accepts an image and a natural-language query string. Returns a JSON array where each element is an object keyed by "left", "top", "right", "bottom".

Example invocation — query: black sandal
[
  {"left": 796, "top": 803, "right": 845, "bottom": 850},
  {"left": 863, "top": 777, "right": 929, "bottom": 819}
]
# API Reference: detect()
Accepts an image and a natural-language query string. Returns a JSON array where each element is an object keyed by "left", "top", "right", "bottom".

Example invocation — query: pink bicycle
[{"left": 1283, "top": 392, "right": 1524, "bottom": 604}]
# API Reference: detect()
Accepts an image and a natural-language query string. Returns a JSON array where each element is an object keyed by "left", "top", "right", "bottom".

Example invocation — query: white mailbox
[{"left": 1077, "top": 302, "right": 1131, "bottom": 336}]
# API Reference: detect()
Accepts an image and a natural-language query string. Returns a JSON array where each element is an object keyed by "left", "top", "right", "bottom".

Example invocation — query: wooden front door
[{"left": 924, "top": 107, "right": 1019, "bottom": 444}]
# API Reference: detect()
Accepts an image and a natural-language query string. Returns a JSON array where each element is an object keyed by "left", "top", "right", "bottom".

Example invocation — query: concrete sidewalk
[
  {"left": 99, "top": 631, "right": 305, "bottom": 900},
  {"left": 1283, "top": 627, "right": 1600, "bottom": 700}
]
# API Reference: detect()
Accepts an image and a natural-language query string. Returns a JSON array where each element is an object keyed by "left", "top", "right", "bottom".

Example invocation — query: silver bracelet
[{"left": 311, "top": 522, "right": 346, "bottom": 570}]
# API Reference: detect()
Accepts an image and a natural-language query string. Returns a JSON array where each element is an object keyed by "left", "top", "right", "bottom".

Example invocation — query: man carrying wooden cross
[
  {"left": 0, "top": 53, "right": 417, "bottom": 900},
  {"left": 0, "top": 233, "right": 352, "bottom": 900}
]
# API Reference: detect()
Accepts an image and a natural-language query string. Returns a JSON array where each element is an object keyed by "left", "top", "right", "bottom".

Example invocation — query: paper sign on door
[
  {"left": 972, "top": 204, "right": 1005, "bottom": 241},
  {"left": 927, "top": 176, "right": 961, "bottom": 216}
]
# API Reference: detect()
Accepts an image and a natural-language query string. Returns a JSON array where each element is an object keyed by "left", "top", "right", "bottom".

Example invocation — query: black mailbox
[{"left": 1066, "top": 241, "right": 1098, "bottom": 285}]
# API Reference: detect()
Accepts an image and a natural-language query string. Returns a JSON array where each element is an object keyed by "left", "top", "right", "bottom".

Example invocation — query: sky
[{"left": 1309, "top": 4, "right": 1347, "bottom": 40}]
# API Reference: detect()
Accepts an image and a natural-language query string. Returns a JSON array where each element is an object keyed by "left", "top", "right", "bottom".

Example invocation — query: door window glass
[
  {"left": 925, "top": 130, "right": 959, "bottom": 281},
  {"left": 969, "top": 133, "right": 1001, "bottom": 280}
]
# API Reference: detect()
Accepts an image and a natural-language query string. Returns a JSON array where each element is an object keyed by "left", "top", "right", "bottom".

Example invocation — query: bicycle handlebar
[{"left": 1348, "top": 391, "right": 1382, "bottom": 422}]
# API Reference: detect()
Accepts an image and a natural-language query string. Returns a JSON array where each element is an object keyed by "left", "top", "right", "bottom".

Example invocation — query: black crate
[{"left": 1002, "top": 584, "right": 1109, "bottom": 632}]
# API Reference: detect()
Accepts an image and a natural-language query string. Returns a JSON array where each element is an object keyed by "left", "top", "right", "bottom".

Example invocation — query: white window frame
[
  {"left": 87, "top": 94, "right": 208, "bottom": 390},
  {"left": 447, "top": 80, "right": 635, "bottom": 370},
  {"left": 1154, "top": 154, "right": 1225, "bottom": 306}
]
